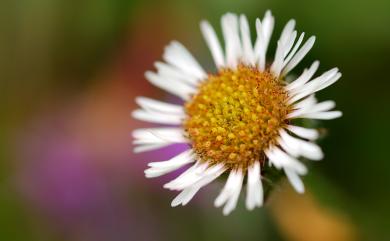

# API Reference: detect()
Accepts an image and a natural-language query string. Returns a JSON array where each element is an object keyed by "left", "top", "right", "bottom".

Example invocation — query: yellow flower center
[{"left": 184, "top": 65, "right": 292, "bottom": 170}]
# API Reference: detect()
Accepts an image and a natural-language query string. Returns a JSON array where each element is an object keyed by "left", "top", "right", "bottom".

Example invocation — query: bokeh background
[{"left": 1, "top": 0, "right": 389, "bottom": 241}]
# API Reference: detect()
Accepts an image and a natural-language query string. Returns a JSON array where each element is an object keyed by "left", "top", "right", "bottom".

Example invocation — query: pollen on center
[{"left": 184, "top": 64, "right": 292, "bottom": 171}]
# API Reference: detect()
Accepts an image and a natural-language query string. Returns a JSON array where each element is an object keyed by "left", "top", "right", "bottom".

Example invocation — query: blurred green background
[{"left": 1, "top": 0, "right": 389, "bottom": 241}]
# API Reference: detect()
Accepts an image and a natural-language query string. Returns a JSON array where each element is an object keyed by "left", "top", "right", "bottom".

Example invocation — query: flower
[{"left": 132, "top": 10, "right": 342, "bottom": 215}]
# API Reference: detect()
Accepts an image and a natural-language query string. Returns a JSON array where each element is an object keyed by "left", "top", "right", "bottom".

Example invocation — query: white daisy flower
[{"left": 132, "top": 10, "right": 342, "bottom": 215}]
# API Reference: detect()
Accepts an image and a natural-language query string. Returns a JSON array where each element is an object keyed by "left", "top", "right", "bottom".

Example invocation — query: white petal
[
  {"left": 282, "top": 36, "right": 316, "bottom": 75},
  {"left": 270, "top": 40, "right": 285, "bottom": 77},
  {"left": 133, "top": 97, "right": 185, "bottom": 125},
  {"left": 144, "top": 150, "right": 195, "bottom": 178},
  {"left": 300, "top": 111, "right": 342, "bottom": 120},
  {"left": 164, "top": 162, "right": 207, "bottom": 190},
  {"left": 280, "top": 20, "right": 296, "bottom": 46},
  {"left": 277, "top": 135, "right": 300, "bottom": 157},
  {"left": 286, "top": 61, "right": 319, "bottom": 91},
  {"left": 294, "top": 68, "right": 339, "bottom": 96},
  {"left": 134, "top": 143, "right": 171, "bottom": 154},
  {"left": 265, "top": 146, "right": 307, "bottom": 175},
  {"left": 171, "top": 164, "right": 226, "bottom": 206},
  {"left": 144, "top": 165, "right": 176, "bottom": 177},
  {"left": 148, "top": 149, "right": 194, "bottom": 169},
  {"left": 221, "top": 13, "right": 242, "bottom": 68},
  {"left": 279, "top": 129, "right": 323, "bottom": 160},
  {"left": 285, "top": 168, "right": 305, "bottom": 193},
  {"left": 223, "top": 169, "right": 244, "bottom": 215},
  {"left": 288, "top": 100, "right": 336, "bottom": 118},
  {"left": 274, "top": 147, "right": 309, "bottom": 173},
  {"left": 281, "top": 32, "right": 305, "bottom": 73},
  {"left": 291, "top": 72, "right": 341, "bottom": 104},
  {"left": 314, "top": 72, "right": 342, "bottom": 94},
  {"left": 293, "top": 95, "right": 317, "bottom": 110},
  {"left": 307, "top": 100, "right": 336, "bottom": 113},
  {"left": 246, "top": 161, "right": 263, "bottom": 210},
  {"left": 288, "top": 68, "right": 340, "bottom": 103},
  {"left": 254, "top": 10, "right": 274, "bottom": 70},
  {"left": 239, "top": 15, "right": 255, "bottom": 65},
  {"left": 261, "top": 10, "right": 275, "bottom": 41},
  {"left": 133, "top": 127, "right": 187, "bottom": 145},
  {"left": 131, "top": 109, "right": 183, "bottom": 125},
  {"left": 171, "top": 188, "right": 197, "bottom": 207},
  {"left": 135, "top": 97, "right": 184, "bottom": 115},
  {"left": 283, "top": 30, "right": 298, "bottom": 58},
  {"left": 270, "top": 21, "right": 299, "bottom": 77},
  {"left": 214, "top": 169, "right": 244, "bottom": 215},
  {"left": 145, "top": 71, "right": 196, "bottom": 100},
  {"left": 163, "top": 41, "right": 206, "bottom": 80},
  {"left": 200, "top": 20, "right": 225, "bottom": 68},
  {"left": 214, "top": 170, "right": 236, "bottom": 208},
  {"left": 155, "top": 62, "right": 199, "bottom": 86},
  {"left": 287, "top": 125, "right": 319, "bottom": 140},
  {"left": 254, "top": 19, "right": 264, "bottom": 69}
]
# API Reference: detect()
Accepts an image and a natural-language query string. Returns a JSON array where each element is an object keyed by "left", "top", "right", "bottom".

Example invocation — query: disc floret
[{"left": 184, "top": 65, "right": 292, "bottom": 171}]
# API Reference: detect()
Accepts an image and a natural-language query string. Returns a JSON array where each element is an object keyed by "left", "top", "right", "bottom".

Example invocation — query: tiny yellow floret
[{"left": 184, "top": 65, "right": 292, "bottom": 171}]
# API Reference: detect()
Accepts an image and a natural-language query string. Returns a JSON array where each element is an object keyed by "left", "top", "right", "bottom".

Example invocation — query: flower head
[{"left": 132, "top": 11, "right": 342, "bottom": 215}]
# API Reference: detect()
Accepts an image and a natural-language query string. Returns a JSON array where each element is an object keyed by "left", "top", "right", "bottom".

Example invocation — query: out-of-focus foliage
[{"left": 0, "top": 0, "right": 389, "bottom": 241}]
